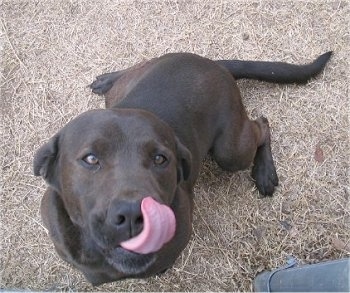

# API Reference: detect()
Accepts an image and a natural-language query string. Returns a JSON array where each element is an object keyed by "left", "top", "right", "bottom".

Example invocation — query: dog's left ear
[
  {"left": 175, "top": 137, "right": 192, "bottom": 182},
  {"left": 33, "top": 134, "right": 60, "bottom": 190}
]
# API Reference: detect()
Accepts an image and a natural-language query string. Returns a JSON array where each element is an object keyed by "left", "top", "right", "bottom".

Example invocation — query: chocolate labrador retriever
[{"left": 34, "top": 51, "right": 332, "bottom": 285}]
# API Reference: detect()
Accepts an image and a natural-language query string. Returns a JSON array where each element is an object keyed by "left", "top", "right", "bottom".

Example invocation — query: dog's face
[{"left": 34, "top": 109, "right": 192, "bottom": 284}]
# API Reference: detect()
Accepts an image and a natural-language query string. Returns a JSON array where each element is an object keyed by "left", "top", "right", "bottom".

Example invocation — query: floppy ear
[
  {"left": 175, "top": 137, "right": 192, "bottom": 182},
  {"left": 33, "top": 134, "right": 60, "bottom": 190}
]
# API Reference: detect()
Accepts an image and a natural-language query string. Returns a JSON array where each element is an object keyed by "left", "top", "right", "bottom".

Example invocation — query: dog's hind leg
[
  {"left": 212, "top": 116, "right": 278, "bottom": 196},
  {"left": 250, "top": 117, "right": 279, "bottom": 196}
]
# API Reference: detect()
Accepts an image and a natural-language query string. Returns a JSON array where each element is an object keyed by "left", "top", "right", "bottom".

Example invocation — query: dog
[{"left": 33, "top": 51, "right": 332, "bottom": 285}]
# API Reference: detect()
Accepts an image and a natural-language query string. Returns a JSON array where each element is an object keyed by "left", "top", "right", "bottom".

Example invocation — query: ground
[{"left": 1, "top": 1, "right": 349, "bottom": 291}]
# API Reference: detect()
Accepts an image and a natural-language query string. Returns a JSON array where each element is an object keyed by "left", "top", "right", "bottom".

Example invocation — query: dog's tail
[{"left": 216, "top": 51, "right": 332, "bottom": 84}]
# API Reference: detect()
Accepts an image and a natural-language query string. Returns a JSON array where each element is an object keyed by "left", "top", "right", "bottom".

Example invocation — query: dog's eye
[
  {"left": 83, "top": 154, "right": 99, "bottom": 165},
  {"left": 154, "top": 154, "right": 167, "bottom": 165}
]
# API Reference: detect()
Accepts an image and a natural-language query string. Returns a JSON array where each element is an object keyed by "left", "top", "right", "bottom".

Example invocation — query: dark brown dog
[{"left": 34, "top": 51, "right": 331, "bottom": 285}]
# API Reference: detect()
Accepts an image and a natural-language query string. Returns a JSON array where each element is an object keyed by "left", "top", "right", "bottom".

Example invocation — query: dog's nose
[{"left": 107, "top": 200, "right": 144, "bottom": 239}]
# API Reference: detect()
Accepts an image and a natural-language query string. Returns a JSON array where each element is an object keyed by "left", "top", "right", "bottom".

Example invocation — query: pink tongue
[{"left": 120, "top": 197, "right": 176, "bottom": 254}]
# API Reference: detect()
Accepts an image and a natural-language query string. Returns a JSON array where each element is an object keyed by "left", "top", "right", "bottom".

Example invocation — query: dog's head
[{"left": 34, "top": 108, "right": 193, "bottom": 285}]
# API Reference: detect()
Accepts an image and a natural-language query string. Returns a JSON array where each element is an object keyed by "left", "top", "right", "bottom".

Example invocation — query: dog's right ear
[
  {"left": 33, "top": 134, "right": 60, "bottom": 189},
  {"left": 175, "top": 137, "right": 192, "bottom": 183}
]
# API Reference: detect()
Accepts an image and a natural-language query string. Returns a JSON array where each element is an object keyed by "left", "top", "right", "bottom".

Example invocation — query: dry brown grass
[{"left": 1, "top": 0, "right": 349, "bottom": 291}]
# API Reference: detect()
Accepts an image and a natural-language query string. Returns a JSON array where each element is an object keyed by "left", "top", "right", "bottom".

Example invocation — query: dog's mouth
[
  {"left": 120, "top": 196, "right": 176, "bottom": 254},
  {"left": 105, "top": 246, "right": 157, "bottom": 275},
  {"left": 94, "top": 197, "right": 176, "bottom": 275}
]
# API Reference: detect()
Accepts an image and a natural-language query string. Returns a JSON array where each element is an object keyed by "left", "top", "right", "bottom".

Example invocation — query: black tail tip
[{"left": 316, "top": 51, "right": 333, "bottom": 66}]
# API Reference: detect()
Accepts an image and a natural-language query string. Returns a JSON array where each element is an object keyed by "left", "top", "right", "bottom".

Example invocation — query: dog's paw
[
  {"left": 89, "top": 72, "right": 121, "bottom": 95},
  {"left": 156, "top": 268, "right": 169, "bottom": 276},
  {"left": 251, "top": 155, "right": 278, "bottom": 197},
  {"left": 89, "top": 77, "right": 113, "bottom": 95}
]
